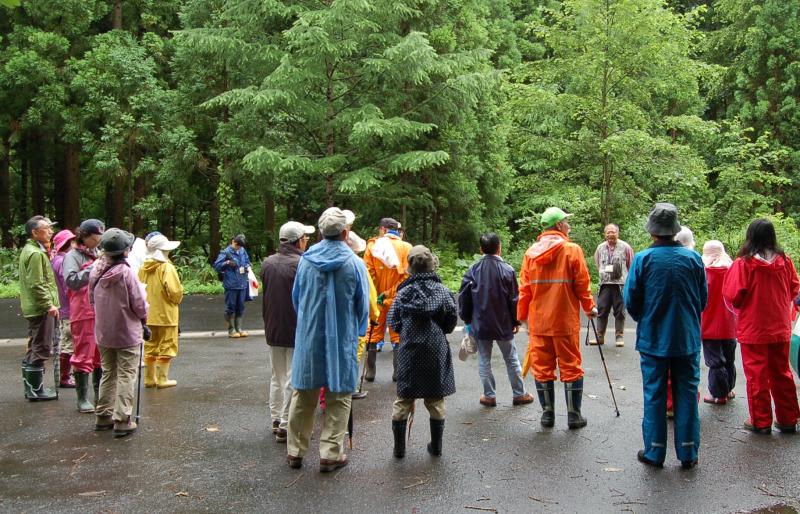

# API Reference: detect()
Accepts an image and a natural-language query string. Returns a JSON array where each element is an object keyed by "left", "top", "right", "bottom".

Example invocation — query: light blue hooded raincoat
[{"left": 291, "top": 238, "right": 370, "bottom": 393}]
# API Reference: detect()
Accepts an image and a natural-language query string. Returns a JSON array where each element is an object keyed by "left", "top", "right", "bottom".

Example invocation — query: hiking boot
[
  {"left": 427, "top": 419, "right": 445, "bottom": 457},
  {"left": 535, "top": 380, "right": 555, "bottom": 428},
  {"left": 743, "top": 420, "right": 771, "bottom": 434},
  {"left": 113, "top": 417, "right": 137, "bottom": 438},
  {"left": 681, "top": 459, "right": 698, "bottom": 470},
  {"left": 272, "top": 420, "right": 280, "bottom": 434},
  {"left": 73, "top": 372, "right": 95, "bottom": 412},
  {"left": 565, "top": 378, "right": 587, "bottom": 429},
  {"left": 275, "top": 428, "right": 287, "bottom": 443},
  {"left": 287, "top": 454, "right": 303, "bottom": 469},
  {"left": 351, "top": 391, "right": 368, "bottom": 400},
  {"left": 319, "top": 456, "right": 348, "bottom": 473},
  {"left": 615, "top": 336, "right": 625, "bottom": 347},
  {"left": 637, "top": 450, "right": 663, "bottom": 468},
  {"left": 23, "top": 363, "right": 58, "bottom": 401},
  {"left": 703, "top": 395, "right": 727, "bottom": 405},
  {"left": 95, "top": 414, "right": 114, "bottom": 431},
  {"left": 392, "top": 419, "right": 407, "bottom": 458},
  {"left": 774, "top": 422, "right": 798, "bottom": 434},
  {"left": 512, "top": 393, "right": 535, "bottom": 406},
  {"left": 479, "top": 395, "right": 497, "bottom": 407}
]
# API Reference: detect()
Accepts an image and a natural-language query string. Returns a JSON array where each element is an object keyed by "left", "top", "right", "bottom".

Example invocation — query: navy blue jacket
[
  {"left": 213, "top": 245, "right": 251, "bottom": 290},
  {"left": 624, "top": 240, "right": 707, "bottom": 357},
  {"left": 458, "top": 255, "right": 520, "bottom": 341}
]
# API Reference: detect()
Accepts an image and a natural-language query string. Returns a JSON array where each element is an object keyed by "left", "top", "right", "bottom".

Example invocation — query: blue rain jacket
[
  {"left": 213, "top": 245, "right": 251, "bottom": 290},
  {"left": 624, "top": 241, "right": 707, "bottom": 357},
  {"left": 291, "top": 239, "right": 369, "bottom": 393},
  {"left": 458, "top": 255, "right": 520, "bottom": 341}
]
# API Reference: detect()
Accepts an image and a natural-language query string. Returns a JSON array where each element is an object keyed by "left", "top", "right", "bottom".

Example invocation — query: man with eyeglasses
[{"left": 19, "top": 215, "right": 60, "bottom": 401}]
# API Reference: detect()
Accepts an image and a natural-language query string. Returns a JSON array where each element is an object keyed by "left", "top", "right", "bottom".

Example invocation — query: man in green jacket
[{"left": 19, "top": 215, "right": 60, "bottom": 401}]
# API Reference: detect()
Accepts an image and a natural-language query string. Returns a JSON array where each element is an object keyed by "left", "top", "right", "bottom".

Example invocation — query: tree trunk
[
  {"left": 208, "top": 168, "right": 221, "bottom": 264},
  {"left": 264, "top": 188, "right": 275, "bottom": 255},
  {"left": 0, "top": 135, "right": 12, "bottom": 247},
  {"left": 110, "top": 174, "right": 125, "bottom": 228},
  {"left": 132, "top": 154, "right": 146, "bottom": 234},
  {"left": 325, "top": 58, "right": 335, "bottom": 207},
  {"left": 112, "top": 0, "right": 122, "bottom": 29},
  {"left": 28, "top": 131, "right": 45, "bottom": 216}
]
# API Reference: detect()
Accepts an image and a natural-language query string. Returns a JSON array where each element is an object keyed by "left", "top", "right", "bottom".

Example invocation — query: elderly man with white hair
[{"left": 286, "top": 207, "right": 370, "bottom": 473}]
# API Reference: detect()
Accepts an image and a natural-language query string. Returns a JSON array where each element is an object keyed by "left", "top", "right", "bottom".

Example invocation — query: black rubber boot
[
  {"left": 565, "top": 378, "right": 588, "bottom": 429},
  {"left": 535, "top": 380, "right": 555, "bottom": 427},
  {"left": 365, "top": 344, "right": 377, "bottom": 382},
  {"left": 74, "top": 372, "right": 95, "bottom": 413},
  {"left": 427, "top": 418, "right": 445, "bottom": 457},
  {"left": 392, "top": 419, "right": 407, "bottom": 458},
  {"left": 392, "top": 349, "right": 398, "bottom": 382},
  {"left": 23, "top": 363, "right": 58, "bottom": 401},
  {"left": 92, "top": 367, "right": 102, "bottom": 406}
]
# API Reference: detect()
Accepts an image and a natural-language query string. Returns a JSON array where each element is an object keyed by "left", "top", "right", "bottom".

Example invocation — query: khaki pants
[
  {"left": 392, "top": 397, "right": 445, "bottom": 421},
  {"left": 59, "top": 318, "right": 74, "bottom": 354},
  {"left": 287, "top": 389, "right": 351, "bottom": 461},
  {"left": 97, "top": 346, "right": 141, "bottom": 422},
  {"left": 269, "top": 346, "right": 293, "bottom": 430},
  {"left": 145, "top": 326, "right": 179, "bottom": 358}
]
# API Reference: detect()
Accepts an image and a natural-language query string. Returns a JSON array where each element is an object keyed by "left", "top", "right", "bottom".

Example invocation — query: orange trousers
[
  {"left": 522, "top": 334, "right": 583, "bottom": 383},
  {"left": 368, "top": 302, "right": 400, "bottom": 344}
]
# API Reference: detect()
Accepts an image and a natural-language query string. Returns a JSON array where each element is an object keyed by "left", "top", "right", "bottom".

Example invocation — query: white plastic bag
[{"left": 247, "top": 267, "right": 259, "bottom": 298}]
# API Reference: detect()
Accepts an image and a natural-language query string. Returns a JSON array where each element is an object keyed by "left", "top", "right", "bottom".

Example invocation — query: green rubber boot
[{"left": 74, "top": 372, "right": 95, "bottom": 413}]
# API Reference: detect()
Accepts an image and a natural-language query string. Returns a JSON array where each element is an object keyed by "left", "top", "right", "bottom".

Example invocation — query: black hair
[
  {"left": 653, "top": 235, "right": 674, "bottom": 243},
  {"left": 738, "top": 218, "right": 783, "bottom": 258},
  {"left": 324, "top": 234, "right": 343, "bottom": 241},
  {"left": 480, "top": 232, "right": 501, "bottom": 255},
  {"left": 25, "top": 216, "right": 46, "bottom": 236}
]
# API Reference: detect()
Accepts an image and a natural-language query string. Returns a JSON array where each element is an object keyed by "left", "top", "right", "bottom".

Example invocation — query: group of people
[
  {"left": 18, "top": 216, "right": 184, "bottom": 437},
  {"left": 17, "top": 200, "right": 800, "bottom": 471}
]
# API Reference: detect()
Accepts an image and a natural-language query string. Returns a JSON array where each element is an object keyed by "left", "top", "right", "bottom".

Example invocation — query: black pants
[
  {"left": 25, "top": 314, "right": 55, "bottom": 366},
  {"left": 702, "top": 339, "right": 737, "bottom": 399},
  {"left": 596, "top": 284, "right": 625, "bottom": 341}
]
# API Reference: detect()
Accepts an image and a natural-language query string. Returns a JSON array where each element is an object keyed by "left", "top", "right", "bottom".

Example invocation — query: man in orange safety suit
[
  {"left": 363, "top": 218, "right": 411, "bottom": 383},
  {"left": 518, "top": 207, "right": 597, "bottom": 430}
]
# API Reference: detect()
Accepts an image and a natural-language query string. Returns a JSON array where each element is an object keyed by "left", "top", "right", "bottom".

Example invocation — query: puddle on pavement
[{"left": 748, "top": 505, "right": 799, "bottom": 514}]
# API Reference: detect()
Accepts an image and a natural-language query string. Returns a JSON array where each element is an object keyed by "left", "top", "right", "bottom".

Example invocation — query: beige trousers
[
  {"left": 268, "top": 346, "right": 293, "bottom": 430},
  {"left": 58, "top": 318, "right": 74, "bottom": 354},
  {"left": 287, "top": 389, "right": 351, "bottom": 461},
  {"left": 392, "top": 397, "right": 445, "bottom": 421},
  {"left": 97, "top": 346, "right": 141, "bottom": 422}
]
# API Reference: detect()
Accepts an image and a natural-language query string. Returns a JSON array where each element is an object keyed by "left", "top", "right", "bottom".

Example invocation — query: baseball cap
[
  {"left": 79, "top": 219, "right": 105, "bottom": 236},
  {"left": 319, "top": 208, "right": 348, "bottom": 237},
  {"left": 380, "top": 217, "right": 400, "bottom": 230},
  {"left": 100, "top": 228, "right": 135, "bottom": 256},
  {"left": 540, "top": 207, "right": 572, "bottom": 227},
  {"left": 279, "top": 221, "right": 316, "bottom": 243}
]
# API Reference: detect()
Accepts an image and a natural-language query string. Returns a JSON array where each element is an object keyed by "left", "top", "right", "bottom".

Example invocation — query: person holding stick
[
  {"left": 89, "top": 229, "right": 148, "bottom": 437},
  {"left": 624, "top": 203, "right": 707, "bottom": 469}
]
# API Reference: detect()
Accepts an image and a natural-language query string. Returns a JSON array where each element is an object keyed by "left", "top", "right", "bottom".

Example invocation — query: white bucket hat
[{"left": 146, "top": 234, "right": 180, "bottom": 262}]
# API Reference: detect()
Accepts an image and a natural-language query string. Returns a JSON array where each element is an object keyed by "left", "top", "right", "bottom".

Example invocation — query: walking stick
[
  {"left": 586, "top": 318, "right": 621, "bottom": 417},
  {"left": 135, "top": 339, "right": 144, "bottom": 424}
]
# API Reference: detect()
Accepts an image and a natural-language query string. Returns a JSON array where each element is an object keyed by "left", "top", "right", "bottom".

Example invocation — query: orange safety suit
[
  {"left": 363, "top": 234, "right": 411, "bottom": 344},
  {"left": 517, "top": 230, "right": 595, "bottom": 383}
]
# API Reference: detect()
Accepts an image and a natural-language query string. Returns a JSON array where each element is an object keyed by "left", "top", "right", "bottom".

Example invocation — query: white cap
[
  {"left": 346, "top": 231, "right": 366, "bottom": 253},
  {"left": 342, "top": 209, "right": 356, "bottom": 227},
  {"left": 318, "top": 207, "right": 348, "bottom": 237},
  {"left": 279, "top": 221, "right": 315, "bottom": 243},
  {"left": 146, "top": 234, "right": 180, "bottom": 252}
]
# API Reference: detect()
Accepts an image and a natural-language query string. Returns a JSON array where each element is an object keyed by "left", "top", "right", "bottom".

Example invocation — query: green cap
[{"left": 540, "top": 207, "right": 572, "bottom": 227}]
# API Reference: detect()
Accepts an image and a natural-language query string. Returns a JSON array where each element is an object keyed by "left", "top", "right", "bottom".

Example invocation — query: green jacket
[{"left": 19, "top": 239, "right": 59, "bottom": 317}]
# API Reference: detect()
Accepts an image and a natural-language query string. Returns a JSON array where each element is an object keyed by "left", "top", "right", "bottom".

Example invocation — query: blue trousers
[
  {"left": 640, "top": 352, "right": 700, "bottom": 464},
  {"left": 224, "top": 288, "right": 247, "bottom": 316}
]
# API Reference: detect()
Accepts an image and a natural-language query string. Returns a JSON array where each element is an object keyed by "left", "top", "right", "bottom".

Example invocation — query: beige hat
[
  {"left": 279, "top": 221, "right": 315, "bottom": 243},
  {"left": 347, "top": 231, "right": 367, "bottom": 253},
  {"left": 342, "top": 209, "right": 356, "bottom": 227},
  {"left": 407, "top": 245, "right": 439, "bottom": 274},
  {"left": 318, "top": 207, "right": 348, "bottom": 237}
]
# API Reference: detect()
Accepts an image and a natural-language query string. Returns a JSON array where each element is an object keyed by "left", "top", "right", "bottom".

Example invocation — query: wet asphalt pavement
[{"left": 1, "top": 297, "right": 799, "bottom": 513}]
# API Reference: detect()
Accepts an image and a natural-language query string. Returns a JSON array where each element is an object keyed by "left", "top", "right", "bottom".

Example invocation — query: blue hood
[{"left": 302, "top": 239, "right": 353, "bottom": 272}]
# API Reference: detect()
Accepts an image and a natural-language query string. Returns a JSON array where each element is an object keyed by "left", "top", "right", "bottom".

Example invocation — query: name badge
[
  {"left": 604, "top": 265, "right": 614, "bottom": 273},
  {"left": 239, "top": 266, "right": 246, "bottom": 274}
]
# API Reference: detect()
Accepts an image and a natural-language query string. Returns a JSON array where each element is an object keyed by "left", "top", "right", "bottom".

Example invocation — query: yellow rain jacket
[{"left": 138, "top": 258, "right": 184, "bottom": 327}]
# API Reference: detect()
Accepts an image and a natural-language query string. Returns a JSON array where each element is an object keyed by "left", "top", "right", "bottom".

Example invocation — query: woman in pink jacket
[
  {"left": 723, "top": 219, "right": 800, "bottom": 434},
  {"left": 89, "top": 229, "right": 148, "bottom": 437}
]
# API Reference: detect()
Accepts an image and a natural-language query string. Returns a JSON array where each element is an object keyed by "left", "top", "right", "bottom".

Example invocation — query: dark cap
[
  {"left": 380, "top": 218, "right": 400, "bottom": 230},
  {"left": 79, "top": 219, "right": 105, "bottom": 236},
  {"left": 233, "top": 234, "right": 247, "bottom": 247},
  {"left": 645, "top": 203, "right": 681, "bottom": 236},
  {"left": 100, "top": 228, "right": 135, "bottom": 256}
]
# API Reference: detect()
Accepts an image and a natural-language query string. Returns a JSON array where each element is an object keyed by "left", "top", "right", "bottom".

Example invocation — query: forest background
[{"left": 1, "top": 0, "right": 799, "bottom": 296}]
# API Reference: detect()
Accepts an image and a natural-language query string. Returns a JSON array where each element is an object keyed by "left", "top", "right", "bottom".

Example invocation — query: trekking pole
[
  {"left": 587, "top": 318, "right": 621, "bottom": 417},
  {"left": 135, "top": 339, "right": 144, "bottom": 424}
]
